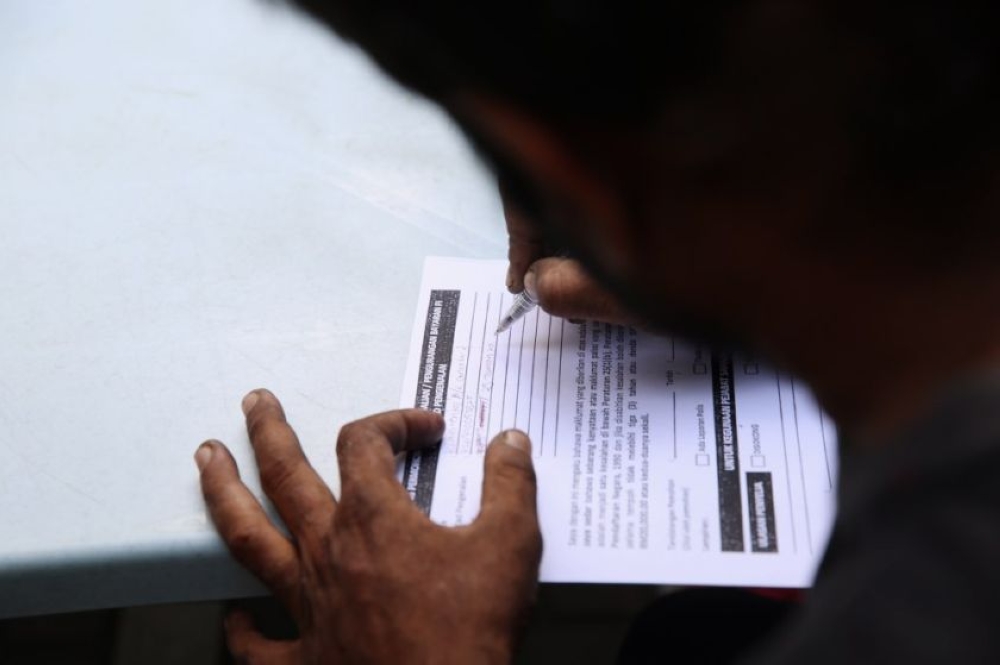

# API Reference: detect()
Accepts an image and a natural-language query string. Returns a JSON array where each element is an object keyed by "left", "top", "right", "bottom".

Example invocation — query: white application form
[{"left": 398, "top": 257, "right": 838, "bottom": 587}]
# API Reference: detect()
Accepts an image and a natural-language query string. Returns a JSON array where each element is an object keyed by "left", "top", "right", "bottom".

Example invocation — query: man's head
[
  {"left": 289, "top": 0, "right": 1000, "bottom": 430},
  {"left": 290, "top": 0, "right": 998, "bottom": 325}
]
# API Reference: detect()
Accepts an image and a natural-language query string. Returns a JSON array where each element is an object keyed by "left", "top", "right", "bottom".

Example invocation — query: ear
[{"left": 452, "top": 95, "right": 633, "bottom": 275}]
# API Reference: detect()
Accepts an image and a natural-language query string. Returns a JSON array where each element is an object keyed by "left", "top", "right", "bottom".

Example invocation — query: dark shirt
[{"left": 750, "top": 372, "right": 1000, "bottom": 662}]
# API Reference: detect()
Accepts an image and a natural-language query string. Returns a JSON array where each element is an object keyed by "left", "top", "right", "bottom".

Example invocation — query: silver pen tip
[{"left": 496, "top": 317, "right": 514, "bottom": 334}]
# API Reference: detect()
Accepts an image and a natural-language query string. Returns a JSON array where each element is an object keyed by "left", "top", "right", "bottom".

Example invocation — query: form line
[
  {"left": 526, "top": 308, "right": 540, "bottom": 438},
  {"left": 554, "top": 319, "right": 565, "bottom": 457},
  {"left": 470, "top": 293, "right": 491, "bottom": 454},
  {"left": 486, "top": 293, "right": 505, "bottom": 438},
  {"left": 672, "top": 391, "right": 677, "bottom": 459},
  {"left": 454, "top": 293, "right": 478, "bottom": 453},
  {"left": 500, "top": 295, "right": 515, "bottom": 429},
  {"left": 790, "top": 378, "right": 814, "bottom": 553},
  {"left": 819, "top": 411, "right": 834, "bottom": 491},
  {"left": 775, "top": 372, "right": 799, "bottom": 555},
  {"left": 540, "top": 314, "right": 553, "bottom": 455},
  {"left": 513, "top": 312, "right": 526, "bottom": 425}
]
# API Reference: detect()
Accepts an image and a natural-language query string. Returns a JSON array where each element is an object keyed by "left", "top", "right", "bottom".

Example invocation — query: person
[{"left": 193, "top": 1, "right": 1000, "bottom": 662}]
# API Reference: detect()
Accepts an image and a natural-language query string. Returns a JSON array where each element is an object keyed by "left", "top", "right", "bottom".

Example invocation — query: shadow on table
[{"left": 0, "top": 585, "right": 662, "bottom": 665}]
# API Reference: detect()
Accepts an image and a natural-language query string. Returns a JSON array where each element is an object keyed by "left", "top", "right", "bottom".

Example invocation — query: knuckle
[
  {"left": 260, "top": 455, "right": 297, "bottom": 494},
  {"left": 330, "top": 518, "right": 388, "bottom": 579},
  {"left": 334, "top": 541, "right": 378, "bottom": 583},
  {"left": 225, "top": 528, "right": 298, "bottom": 585},
  {"left": 336, "top": 421, "right": 364, "bottom": 456},
  {"left": 337, "top": 484, "right": 381, "bottom": 526},
  {"left": 338, "top": 420, "right": 392, "bottom": 464},
  {"left": 225, "top": 524, "right": 264, "bottom": 560}
]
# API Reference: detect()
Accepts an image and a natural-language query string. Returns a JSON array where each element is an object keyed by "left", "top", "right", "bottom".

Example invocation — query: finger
[
  {"left": 195, "top": 441, "right": 301, "bottom": 610},
  {"left": 224, "top": 609, "right": 302, "bottom": 665},
  {"left": 501, "top": 178, "right": 547, "bottom": 293},
  {"left": 475, "top": 430, "right": 541, "bottom": 548},
  {"left": 242, "top": 389, "right": 336, "bottom": 536},
  {"left": 529, "top": 257, "right": 637, "bottom": 325},
  {"left": 337, "top": 409, "right": 445, "bottom": 504}
]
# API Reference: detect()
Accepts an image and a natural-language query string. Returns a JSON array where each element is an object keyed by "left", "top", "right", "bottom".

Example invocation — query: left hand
[{"left": 195, "top": 389, "right": 542, "bottom": 664}]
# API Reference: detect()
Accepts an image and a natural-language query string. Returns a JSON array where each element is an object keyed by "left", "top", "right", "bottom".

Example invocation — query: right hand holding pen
[
  {"left": 522, "top": 257, "right": 636, "bottom": 325},
  {"left": 502, "top": 181, "right": 636, "bottom": 326}
]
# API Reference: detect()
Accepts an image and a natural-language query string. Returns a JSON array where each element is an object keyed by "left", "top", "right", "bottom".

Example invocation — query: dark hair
[
  {"left": 289, "top": 1, "right": 1000, "bottom": 228},
  {"left": 286, "top": 2, "right": 727, "bottom": 125}
]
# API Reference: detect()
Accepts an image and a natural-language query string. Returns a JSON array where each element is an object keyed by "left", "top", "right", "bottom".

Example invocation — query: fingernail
[
  {"left": 194, "top": 443, "right": 214, "bottom": 471},
  {"left": 505, "top": 267, "right": 515, "bottom": 291},
  {"left": 241, "top": 391, "right": 259, "bottom": 415},
  {"left": 502, "top": 430, "right": 531, "bottom": 454},
  {"left": 523, "top": 268, "right": 538, "bottom": 299}
]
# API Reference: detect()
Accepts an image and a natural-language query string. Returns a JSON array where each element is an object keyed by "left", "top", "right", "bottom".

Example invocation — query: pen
[{"left": 496, "top": 288, "right": 538, "bottom": 334}]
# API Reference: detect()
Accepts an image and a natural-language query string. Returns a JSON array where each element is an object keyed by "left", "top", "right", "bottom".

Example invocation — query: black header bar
[
  {"left": 712, "top": 352, "right": 744, "bottom": 552},
  {"left": 402, "top": 290, "right": 460, "bottom": 514}
]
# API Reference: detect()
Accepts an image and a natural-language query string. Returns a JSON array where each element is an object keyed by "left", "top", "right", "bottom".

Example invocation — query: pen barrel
[
  {"left": 507, "top": 291, "right": 538, "bottom": 318},
  {"left": 496, "top": 290, "right": 539, "bottom": 333}
]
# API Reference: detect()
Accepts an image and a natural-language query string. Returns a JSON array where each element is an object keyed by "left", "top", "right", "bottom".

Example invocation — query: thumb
[
  {"left": 529, "top": 257, "right": 636, "bottom": 325},
  {"left": 478, "top": 430, "right": 539, "bottom": 531}
]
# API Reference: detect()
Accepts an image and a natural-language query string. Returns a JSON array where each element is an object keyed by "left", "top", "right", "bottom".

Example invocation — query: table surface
[{"left": 0, "top": 0, "right": 504, "bottom": 618}]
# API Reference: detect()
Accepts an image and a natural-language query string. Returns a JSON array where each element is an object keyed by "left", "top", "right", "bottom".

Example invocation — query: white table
[{"left": 0, "top": 0, "right": 504, "bottom": 618}]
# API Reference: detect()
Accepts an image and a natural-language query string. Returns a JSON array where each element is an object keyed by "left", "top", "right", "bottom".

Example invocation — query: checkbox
[
  {"left": 751, "top": 455, "right": 766, "bottom": 468},
  {"left": 695, "top": 453, "right": 710, "bottom": 466},
  {"left": 744, "top": 363, "right": 759, "bottom": 375},
  {"left": 693, "top": 363, "right": 707, "bottom": 375}
]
